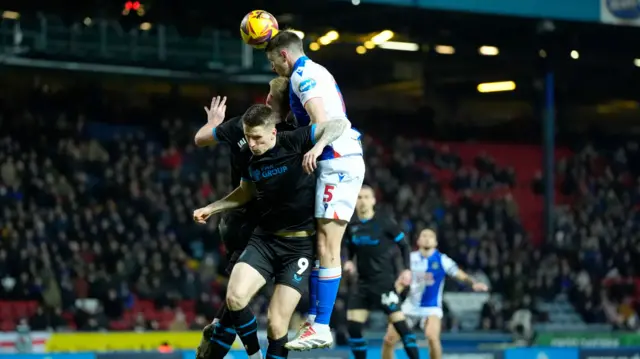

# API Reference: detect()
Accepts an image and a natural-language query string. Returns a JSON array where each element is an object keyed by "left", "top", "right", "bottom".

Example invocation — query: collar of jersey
[{"left": 292, "top": 56, "right": 309, "bottom": 72}]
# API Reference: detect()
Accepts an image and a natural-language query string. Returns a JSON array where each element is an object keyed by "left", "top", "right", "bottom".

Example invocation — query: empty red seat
[
  {"left": 0, "top": 321, "right": 15, "bottom": 332},
  {"left": 179, "top": 300, "right": 195, "bottom": 312},
  {"left": 25, "top": 301, "right": 38, "bottom": 315},
  {"left": 13, "top": 302, "right": 28, "bottom": 318}
]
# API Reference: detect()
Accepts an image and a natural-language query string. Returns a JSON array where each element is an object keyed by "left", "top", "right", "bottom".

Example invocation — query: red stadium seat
[
  {"left": 139, "top": 300, "right": 154, "bottom": 311},
  {"left": 180, "top": 300, "right": 195, "bottom": 312},
  {"left": 0, "top": 302, "right": 12, "bottom": 318},
  {"left": 25, "top": 301, "right": 38, "bottom": 315},
  {"left": 160, "top": 309, "right": 174, "bottom": 322},
  {"left": 13, "top": 302, "right": 29, "bottom": 318},
  {"left": 109, "top": 320, "right": 130, "bottom": 331},
  {"left": 0, "top": 321, "right": 15, "bottom": 332}
]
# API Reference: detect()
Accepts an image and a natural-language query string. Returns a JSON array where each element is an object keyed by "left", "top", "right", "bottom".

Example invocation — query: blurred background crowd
[
  {"left": 1, "top": 83, "right": 638, "bottom": 338},
  {"left": 1, "top": 0, "right": 640, "bottom": 345}
]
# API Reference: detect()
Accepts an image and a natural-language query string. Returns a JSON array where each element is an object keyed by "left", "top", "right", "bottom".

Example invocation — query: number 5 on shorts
[{"left": 323, "top": 184, "right": 335, "bottom": 203}]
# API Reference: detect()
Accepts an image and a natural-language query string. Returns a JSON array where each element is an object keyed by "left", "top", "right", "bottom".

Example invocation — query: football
[{"left": 240, "top": 10, "right": 279, "bottom": 49}]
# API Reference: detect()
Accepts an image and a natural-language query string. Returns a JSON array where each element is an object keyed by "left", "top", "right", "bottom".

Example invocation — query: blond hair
[{"left": 269, "top": 76, "right": 290, "bottom": 113}]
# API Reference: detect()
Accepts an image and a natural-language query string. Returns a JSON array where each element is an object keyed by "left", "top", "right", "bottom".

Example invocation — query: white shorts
[
  {"left": 315, "top": 155, "right": 365, "bottom": 220},
  {"left": 401, "top": 302, "right": 443, "bottom": 329}
]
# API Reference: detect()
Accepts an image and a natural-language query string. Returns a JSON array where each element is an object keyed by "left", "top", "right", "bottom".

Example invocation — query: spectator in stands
[
  {"left": 435, "top": 145, "right": 462, "bottom": 170},
  {"left": 195, "top": 292, "right": 216, "bottom": 321},
  {"left": 508, "top": 295, "right": 536, "bottom": 342},
  {"left": 132, "top": 312, "right": 150, "bottom": 332},
  {"left": 531, "top": 171, "right": 543, "bottom": 195},
  {"left": 103, "top": 289, "right": 124, "bottom": 320},
  {"left": 169, "top": 309, "right": 188, "bottom": 331},
  {"left": 3, "top": 82, "right": 636, "bottom": 335},
  {"left": 29, "top": 306, "right": 49, "bottom": 331},
  {"left": 479, "top": 295, "right": 502, "bottom": 330},
  {"left": 190, "top": 315, "right": 208, "bottom": 330}
]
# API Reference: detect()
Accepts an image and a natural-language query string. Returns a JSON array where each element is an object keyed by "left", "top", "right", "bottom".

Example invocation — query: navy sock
[
  {"left": 393, "top": 320, "right": 418, "bottom": 359},
  {"left": 230, "top": 307, "right": 260, "bottom": 355},
  {"left": 208, "top": 305, "right": 236, "bottom": 359},
  {"left": 347, "top": 321, "right": 367, "bottom": 359},
  {"left": 267, "top": 334, "right": 289, "bottom": 359}
]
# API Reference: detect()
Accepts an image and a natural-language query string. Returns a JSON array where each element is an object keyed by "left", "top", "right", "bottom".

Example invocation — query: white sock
[
  {"left": 306, "top": 314, "right": 316, "bottom": 324},
  {"left": 311, "top": 322, "right": 331, "bottom": 333},
  {"left": 248, "top": 351, "right": 263, "bottom": 359}
]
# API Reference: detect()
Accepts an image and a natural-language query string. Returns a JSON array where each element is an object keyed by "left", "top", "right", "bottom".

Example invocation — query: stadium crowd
[{"left": 0, "top": 83, "right": 637, "bottom": 335}]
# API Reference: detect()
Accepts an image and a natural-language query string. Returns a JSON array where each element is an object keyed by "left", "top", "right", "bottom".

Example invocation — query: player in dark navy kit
[
  {"left": 193, "top": 78, "right": 295, "bottom": 359},
  {"left": 342, "top": 185, "right": 419, "bottom": 359},
  {"left": 193, "top": 104, "right": 350, "bottom": 359}
]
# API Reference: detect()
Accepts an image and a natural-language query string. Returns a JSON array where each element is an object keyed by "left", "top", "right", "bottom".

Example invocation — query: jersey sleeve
[
  {"left": 291, "top": 70, "right": 323, "bottom": 106},
  {"left": 280, "top": 126, "right": 315, "bottom": 152},
  {"left": 212, "top": 118, "right": 236, "bottom": 145},
  {"left": 386, "top": 217, "right": 410, "bottom": 270},
  {"left": 441, "top": 253, "right": 459, "bottom": 276},
  {"left": 385, "top": 217, "right": 405, "bottom": 243}
]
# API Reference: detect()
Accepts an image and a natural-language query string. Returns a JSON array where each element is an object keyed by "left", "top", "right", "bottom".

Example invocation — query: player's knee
[
  {"left": 226, "top": 285, "right": 250, "bottom": 310},
  {"left": 266, "top": 314, "right": 288, "bottom": 339},
  {"left": 383, "top": 330, "right": 400, "bottom": 347},
  {"left": 425, "top": 328, "right": 440, "bottom": 343}
]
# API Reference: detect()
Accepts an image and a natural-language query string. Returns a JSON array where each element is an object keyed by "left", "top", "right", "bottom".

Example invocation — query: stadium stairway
[
  {"left": 537, "top": 294, "right": 585, "bottom": 326},
  {"left": 438, "top": 142, "right": 571, "bottom": 246}
]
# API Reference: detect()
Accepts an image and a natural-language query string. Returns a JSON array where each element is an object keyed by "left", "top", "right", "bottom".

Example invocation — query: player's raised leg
[
  {"left": 226, "top": 260, "right": 267, "bottom": 359},
  {"left": 346, "top": 309, "right": 369, "bottom": 359},
  {"left": 287, "top": 158, "right": 364, "bottom": 350}
]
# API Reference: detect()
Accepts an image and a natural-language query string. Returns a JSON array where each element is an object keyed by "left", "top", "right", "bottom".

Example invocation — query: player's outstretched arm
[
  {"left": 194, "top": 95, "right": 227, "bottom": 147},
  {"left": 193, "top": 180, "right": 254, "bottom": 223},
  {"left": 453, "top": 270, "right": 489, "bottom": 292}
]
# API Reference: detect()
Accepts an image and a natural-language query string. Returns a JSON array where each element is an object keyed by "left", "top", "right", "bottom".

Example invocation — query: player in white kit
[
  {"left": 265, "top": 31, "right": 365, "bottom": 350},
  {"left": 382, "top": 229, "right": 488, "bottom": 359}
]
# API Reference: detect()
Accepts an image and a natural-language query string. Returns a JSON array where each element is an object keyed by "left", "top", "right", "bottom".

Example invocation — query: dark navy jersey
[
  {"left": 212, "top": 116, "right": 247, "bottom": 187},
  {"left": 344, "top": 213, "right": 409, "bottom": 283},
  {"left": 213, "top": 116, "right": 296, "bottom": 186},
  {"left": 238, "top": 126, "right": 317, "bottom": 234}
]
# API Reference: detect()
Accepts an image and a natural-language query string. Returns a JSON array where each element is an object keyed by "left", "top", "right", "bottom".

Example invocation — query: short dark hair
[
  {"left": 242, "top": 104, "right": 276, "bottom": 127},
  {"left": 265, "top": 30, "right": 304, "bottom": 53}
]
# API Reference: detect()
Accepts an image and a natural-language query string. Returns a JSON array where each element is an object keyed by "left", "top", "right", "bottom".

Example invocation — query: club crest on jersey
[
  {"left": 432, "top": 262, "right": 439, "bottom": 270},
  {"left": 299, "top": 78, "right": 316, "bottom": 92}
]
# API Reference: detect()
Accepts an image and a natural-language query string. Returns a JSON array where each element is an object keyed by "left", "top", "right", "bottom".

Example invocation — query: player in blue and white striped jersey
[{"left": 382, "top": 229, "right": 488, "bottom": 359}]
